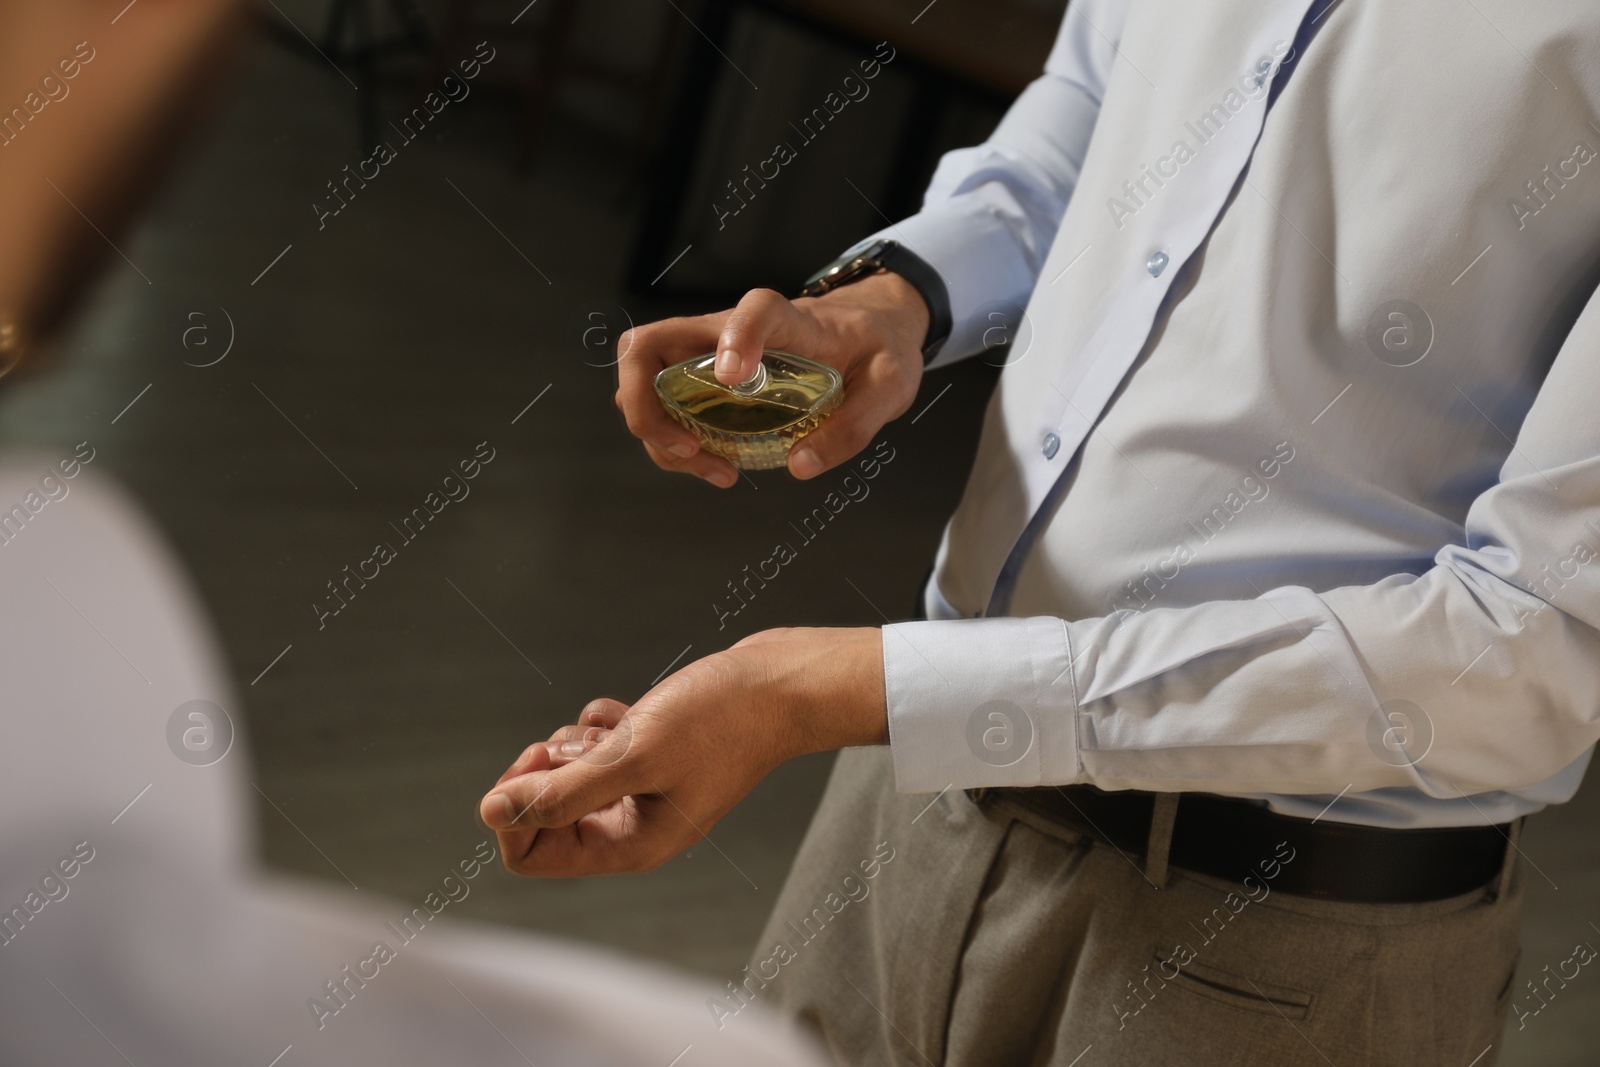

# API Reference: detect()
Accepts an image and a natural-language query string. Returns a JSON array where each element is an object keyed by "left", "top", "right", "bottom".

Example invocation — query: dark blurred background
[{"left": 0, "top": 2, "right": 1593, "bottom": 1061}]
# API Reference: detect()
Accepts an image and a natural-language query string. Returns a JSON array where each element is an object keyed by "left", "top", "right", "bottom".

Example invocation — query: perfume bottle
[{"left": 655, "top": 349, "right": 844, "bottom": 470}]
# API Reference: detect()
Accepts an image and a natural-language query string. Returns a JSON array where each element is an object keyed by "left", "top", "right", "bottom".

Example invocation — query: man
[{"left": 481, "top": 0, "right": 1600, "bottom": 1061}]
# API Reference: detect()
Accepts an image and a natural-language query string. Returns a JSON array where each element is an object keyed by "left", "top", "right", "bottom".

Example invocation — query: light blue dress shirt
[{"left": 862, "top": 0, "right": 1600, "bottom": 828}]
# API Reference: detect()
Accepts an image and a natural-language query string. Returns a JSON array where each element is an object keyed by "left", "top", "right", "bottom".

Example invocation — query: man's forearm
[{"left": 762, "top": 626, "right": 889, "bottom": 756}]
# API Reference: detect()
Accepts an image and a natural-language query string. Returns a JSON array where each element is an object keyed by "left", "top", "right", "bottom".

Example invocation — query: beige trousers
[{"left": 748, "top": 748, "right": 1520, "bottom": 1066}]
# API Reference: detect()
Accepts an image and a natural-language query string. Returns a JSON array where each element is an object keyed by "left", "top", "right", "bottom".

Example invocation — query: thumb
[
  {"left": 714, "top": 288, "right": 797, "bottom": 385},
  {"left": 480, "top": 754, "right": 638, "bottom": 831},
  {"left": 787, "top": 361, "right": 912, "bottom": 479}
]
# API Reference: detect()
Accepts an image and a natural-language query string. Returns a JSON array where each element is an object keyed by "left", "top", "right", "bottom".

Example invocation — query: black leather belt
[{"left": 988, "top": 785, "right": 1510, "bottom": 904}]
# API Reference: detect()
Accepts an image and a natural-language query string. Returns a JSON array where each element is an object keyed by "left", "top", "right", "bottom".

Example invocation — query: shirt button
[
  {"left": 1146, "top": 251, "right": 1169, "bottom": 277},
  {"left": 1042, "top": 432, "right": 1060, "bottom": 459}
]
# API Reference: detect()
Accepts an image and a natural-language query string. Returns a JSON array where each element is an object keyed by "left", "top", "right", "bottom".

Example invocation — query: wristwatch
[{"left": 799, "top": 239, "right": 952, "bottom": 364}]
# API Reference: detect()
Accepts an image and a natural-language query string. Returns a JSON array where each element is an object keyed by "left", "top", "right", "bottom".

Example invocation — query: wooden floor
[{"left": 0, "top": 25, "right": 1593, "bottom": 1063}]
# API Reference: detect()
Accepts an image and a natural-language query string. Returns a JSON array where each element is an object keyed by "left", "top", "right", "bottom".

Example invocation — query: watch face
[{"left": 804, "top": 241, "right": 896, "bottom": 296}]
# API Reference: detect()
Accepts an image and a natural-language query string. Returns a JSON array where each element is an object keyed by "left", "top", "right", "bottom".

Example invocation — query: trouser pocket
[{"left": 1156, "top": 951, "right": 1314, "bottom": 1019}]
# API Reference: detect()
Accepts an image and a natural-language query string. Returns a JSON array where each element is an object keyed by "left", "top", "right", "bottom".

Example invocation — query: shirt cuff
[
  {"left": 881, "top": 616, "right": 1082, "bottom": 793},
  {"left": 841, "top": 194, "right": 1044, "bottom": 371}
]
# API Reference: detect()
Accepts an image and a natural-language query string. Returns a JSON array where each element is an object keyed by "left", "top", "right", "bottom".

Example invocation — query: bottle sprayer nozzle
[{"left": 728, "top": 360, "right": 769, "bottom": 397}]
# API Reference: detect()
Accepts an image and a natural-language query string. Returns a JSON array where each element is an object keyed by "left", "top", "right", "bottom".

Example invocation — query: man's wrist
[
  {"left": 755, "top": 626, "right": 889, "bottom": 758},
  {"left": 808, "top": 626, "right": 889, "bottom": 753},
  {"left": 859, "top": 271, "right": 931, "bottom": 353},
  {"left": 800, "top": 240, "right": 951, "bottom": 361},
  {"left": 803, "top": 272, "right": 929, "bottom": 366}
]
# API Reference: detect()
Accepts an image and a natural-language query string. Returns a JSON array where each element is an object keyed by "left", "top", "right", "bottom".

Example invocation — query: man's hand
[
  {"left": 479, "top": 627, "right": 887, "bottom": 877},
  {"left": 614, "top": 272, "right": 928, "bottom": 488}
]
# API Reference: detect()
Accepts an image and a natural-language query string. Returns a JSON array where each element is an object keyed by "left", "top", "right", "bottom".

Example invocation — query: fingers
[
  {"left": 615, "top": 290, "right": 825, "bottom": 483},
  {"left": 491, "top": 699, "right": 631, "bottom": 792},
  {"left": 614, "top": 316, "right": 723, "bottom": 461},
  {"left": 480, "top": 716, "right": 643, "bottom": 831},
  {"left": 495, "top": 807, "right": 631, "bottom": 877},
  {"left": 643, "top": 439, "right": 738, "bottom": 489},
  {"left": 545, "top": 724, "right": 632, "bottom": 768},
  {"left": 713, "top": 288, "right": 814, "bottom": 385},
  {"left": 493, "top": 738, "right": 553, "bottom": 788},
  {"left": 544, "top": 698, "right": 631, "bottom": 766},
  {"left": 578, "top": 698, "right": 627, "bottom": 730},
  {"left": 481, "top": 767, "right": 604, "bottom": 833},
  {"left": 483, "top": 699, "right": 657, "bottom": 875},
  {"left": 536, "top": 726, "right": 609, "bottom": 766},
  {"left": 612, "top": 313, "right": 742, "bottom": 486},
  {"left": 496, "top": 796, "right": 688, "bottom": 877},
  {"left": 787, "top": 355, "right": 919, "bottom": 479}
]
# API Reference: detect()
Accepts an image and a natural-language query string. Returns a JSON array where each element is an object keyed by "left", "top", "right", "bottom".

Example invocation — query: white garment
[
  {"left": 867, "top": 0, "right": 1600, "bottom": 827},
  {"left": 0, "top": 456, "right": 824, "bottom": 1066}
]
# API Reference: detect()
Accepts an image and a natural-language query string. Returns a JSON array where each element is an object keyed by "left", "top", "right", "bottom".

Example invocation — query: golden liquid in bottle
[{"left": 655, "top": 350, "right": 843, "bottom": 470}]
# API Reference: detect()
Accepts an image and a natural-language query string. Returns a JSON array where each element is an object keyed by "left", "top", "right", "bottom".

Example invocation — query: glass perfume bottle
[{"left": 655, "top": 349, "right": 844, "bottom": 470}]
